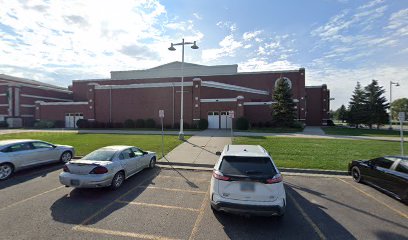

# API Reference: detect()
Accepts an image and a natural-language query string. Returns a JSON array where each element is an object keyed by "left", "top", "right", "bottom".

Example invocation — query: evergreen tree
[
  {"left": 363, "top": 80, "right": 389, "bottom": 129},
  {"left": 348, "top": 82, "right": 366, "bottom": 128},
  {"left": 271, "top": 79, "right": 296, "bottom": 127},
  {"left": 337, "top": 105, "right": 347, "bottom": 123}
]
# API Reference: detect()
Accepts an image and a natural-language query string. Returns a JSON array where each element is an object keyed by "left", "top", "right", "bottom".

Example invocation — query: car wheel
[
  {"left": 351, "top": 166, "right": 362, "bottom": 183},
  {"left": 110, "top": 171, "right": 125, "bottom": 190},
  {"left": 0, "top": 163, "right": 14, "bottom": 180},
  {"left": 60, "top": 151, "right": 72, "bottom": 163},
  {"left": 149, "top": 157, "right": 156, "bottom": 169}
]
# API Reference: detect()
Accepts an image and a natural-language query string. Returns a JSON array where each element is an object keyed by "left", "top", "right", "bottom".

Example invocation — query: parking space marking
[
  {"left": 138, "top": 186, "right": 206, "bottom": 194},
  {"left": 0, "top": 186, "right": 64, "bottom": 212},
  {"left": 115, "top": 200, "right": 200, "bottom": 212},
  {"left": 75, "top": 170, "right": 161, "bottom": 226},
  {"left": 73, "top": 225, "right": 181, "bottom": 240},
  {"left": 336, "top": 178, "right": 408, "bottom": 219},
  {"left": 188, "top": 187, "right": 210, "bottom": 240},
  {"left": 287, "top": 191, "right": 326, "bottom": 240}
]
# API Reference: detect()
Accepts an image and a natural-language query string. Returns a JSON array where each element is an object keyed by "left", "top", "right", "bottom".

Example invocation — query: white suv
[{"left": 210, "top": 145, "right": 286, "bottom": 216}]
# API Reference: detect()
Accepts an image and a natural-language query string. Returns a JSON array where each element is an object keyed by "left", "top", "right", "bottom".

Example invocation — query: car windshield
[
  {"left": 82, "top": 149, "right": 117, "bottom": 161},
  {"left": 219, "top": 156, "right": 276, "bottom": 177}
]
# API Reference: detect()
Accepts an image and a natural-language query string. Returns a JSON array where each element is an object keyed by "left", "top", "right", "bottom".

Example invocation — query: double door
[
  {"left": 208, "top": 111, "right": 232, "bottom": 129},
  {"left": 65, "top": 113, "right": 83, "bottom": 128}
]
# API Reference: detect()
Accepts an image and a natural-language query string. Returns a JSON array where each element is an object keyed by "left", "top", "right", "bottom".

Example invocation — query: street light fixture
[
  {"left": 389, "top": 81, "right": 400, "bottom": 130},
  {"left": 168, "top": 39, "right": 199, "bottom": 140}
]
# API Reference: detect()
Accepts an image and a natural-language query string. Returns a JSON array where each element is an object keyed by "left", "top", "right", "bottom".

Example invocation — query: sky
[{"left": 0, "top": 0, "right": 407, "bottom": 110}]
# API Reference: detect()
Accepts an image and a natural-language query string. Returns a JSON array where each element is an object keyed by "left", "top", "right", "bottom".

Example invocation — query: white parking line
[
  {"left": 115, "top": 200, "right": 199, "bottom": 212},
  {"left": 188, "top": 187, "right": 210, "bottom": 240},
  {"left": 73, "top": 225, "right": 181, "bottom": 240},
  {"left": 0, "top": 186, "right": 64, "bottom": 212}
]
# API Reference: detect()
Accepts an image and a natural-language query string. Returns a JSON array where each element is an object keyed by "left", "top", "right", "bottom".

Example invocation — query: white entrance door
[
  {"left": 74, "top": 113, "right": 84, "bottom": 128},
  {"left": 208, "top": 112, "right": 220, "bottom": 129},
  {"left": 65, "top": 113, "right": 74, "bottom": 128},
  {"left": 220, "top": 111, "right": 232, "bottom": 129}
]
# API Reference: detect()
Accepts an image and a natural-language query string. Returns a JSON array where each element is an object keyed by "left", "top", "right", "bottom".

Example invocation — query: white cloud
[
  {"left": 386, "top": 8, "right": 408, "bottom": 36},
  {"left": 242, "top": 30, "right": 262, "bottom": 41},
  {"left": 238, "top": 58, "right": 299, "bottom": 72},
  {"left": 193, "top": 13, "right": 202, "bottom": 20},
  {"left": 202, "top": 34, "right": 243, "bottom": 62}
]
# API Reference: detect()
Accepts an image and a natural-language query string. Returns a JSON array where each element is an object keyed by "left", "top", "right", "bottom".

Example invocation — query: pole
[
  {"left": 179, "top": 38, "right": 185, "bottom": 140},
  {"left": 389, "top": 81, "right": 392, "bottom": 130},
  {"left": 161, "top": 117, "right": 164, "bottom": 158},
  {"left": 400, "top": 119, "right": 404, "bottom": 156}
]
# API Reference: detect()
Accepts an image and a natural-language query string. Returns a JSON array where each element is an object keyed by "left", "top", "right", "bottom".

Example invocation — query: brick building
[{"left": 2, "top": 62, "right": 330, "bottom": 128}]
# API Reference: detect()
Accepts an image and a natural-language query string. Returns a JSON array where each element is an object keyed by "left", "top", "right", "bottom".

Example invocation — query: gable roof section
[{"left": 0, "top": 74, "right": 72, "bottom": 93}]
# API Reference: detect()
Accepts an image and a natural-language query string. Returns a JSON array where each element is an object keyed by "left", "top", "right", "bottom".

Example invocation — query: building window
[{"left": 275, "top": 77, "right": 292, "bottom": 89}]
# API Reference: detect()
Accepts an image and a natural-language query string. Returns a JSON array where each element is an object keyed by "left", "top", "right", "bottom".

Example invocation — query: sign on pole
[{"left": 159, "top": 110, "right": 164, "bottom": 157}]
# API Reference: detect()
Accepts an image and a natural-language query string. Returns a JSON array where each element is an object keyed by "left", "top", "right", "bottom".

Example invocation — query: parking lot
[{"left": 0, "top": 164, "right": 407, "bottom": 240}]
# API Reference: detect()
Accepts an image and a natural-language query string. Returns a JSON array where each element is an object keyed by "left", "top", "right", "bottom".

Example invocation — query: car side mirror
[{"left": 216, "top": 151, "right": 221, "bottom": 156}]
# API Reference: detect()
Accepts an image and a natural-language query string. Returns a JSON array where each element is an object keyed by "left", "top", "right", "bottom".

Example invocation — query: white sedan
[{"left": 60, "top": 145, "right": 156, "bottom": 190}]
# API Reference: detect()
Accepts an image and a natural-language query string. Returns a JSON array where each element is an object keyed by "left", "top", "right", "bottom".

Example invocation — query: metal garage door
[
  {"left": 208, "top": 112, "right": 220, "bottom": 129},
  {"left": 65, "top": 113, "right": 84, "bottom": 128},
  {"left": 220, "top": 111, "right": 232, "bottom": 129}
]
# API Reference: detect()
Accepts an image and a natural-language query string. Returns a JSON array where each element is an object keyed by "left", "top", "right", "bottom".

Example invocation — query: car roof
[
  {"left": 0, "top": 139, "right": 37, "bottom": 147},
  {"left": 222, "top": 145, "right": 269, "bottom": 157},
  {"left": 98, "top": 145, "right": 135, "bottom": 151}
]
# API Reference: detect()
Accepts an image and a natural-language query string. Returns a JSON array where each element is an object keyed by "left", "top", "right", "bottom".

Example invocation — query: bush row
[{"left": 235, "top": 117, "right": 305, "bottom": 130}]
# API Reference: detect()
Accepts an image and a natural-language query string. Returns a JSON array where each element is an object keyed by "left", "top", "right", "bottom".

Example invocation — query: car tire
[
  {"left": 60, "top": 151, "right": 72, "bottom": 163},
  {"left": 149, "top": 157, "right": 156, "bottom": 169},
  {"left": 0, "top": 163, "right": 14, "bottom": 180},
  {"left": 110, "top": 171, "right": 125, "bottom": 190},
  {"left": 351, "top": 166, "right": 362, "bottom": 183}
]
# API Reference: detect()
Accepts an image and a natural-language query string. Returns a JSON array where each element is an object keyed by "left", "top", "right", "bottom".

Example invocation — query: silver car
[
  {"left": 59, "top": 145, "right": 156, "bottom": 190},
  {"left": 0, "top": 139, "right": 75, "bottom": 180}
]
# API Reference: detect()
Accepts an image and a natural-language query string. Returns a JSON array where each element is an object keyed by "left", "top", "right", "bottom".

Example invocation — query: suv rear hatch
[{"left": 215, "top": 156, "right": 282, "bottom": 202}]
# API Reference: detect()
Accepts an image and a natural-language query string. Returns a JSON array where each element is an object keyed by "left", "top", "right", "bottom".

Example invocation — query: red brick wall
[{"left": 305, "top": 85, "right": 330, "bottom": 126}]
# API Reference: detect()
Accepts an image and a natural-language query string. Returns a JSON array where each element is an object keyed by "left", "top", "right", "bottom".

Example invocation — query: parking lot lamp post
[
  {"left": 389, "top": 81, "right": 400, "bottom": 130},
  {"left": 168, "top": 39, "right": 199, "bottom": 140}
]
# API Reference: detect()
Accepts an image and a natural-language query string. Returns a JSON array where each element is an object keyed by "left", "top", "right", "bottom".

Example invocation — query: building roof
[{"left": 0, "top": 74, "right": 72, "bottom": 93}]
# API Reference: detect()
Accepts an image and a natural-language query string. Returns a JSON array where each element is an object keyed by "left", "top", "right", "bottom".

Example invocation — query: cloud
[
  {"left": 238, "top": 58, "right": 300, "bottom": 72},
  {"left": 242, "top": 30, "right": 262, "bottom": 41},
  {"left": 193, "top": 13, "right": 202, "bottom": 20},
  {"left": 386, "top": 8, "right": 408, "bottom": 36},
  {"left": 119, "top": 44, "right": 160, "bottom": 60},
  {"left": 216, "top": 21, "right": 237, "bottom": 32},
  {"left": 202, "top": 34, "right": 243, "bottom": 61}
]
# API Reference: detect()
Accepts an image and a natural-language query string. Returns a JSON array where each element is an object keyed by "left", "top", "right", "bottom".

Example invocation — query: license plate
[
  {"left": 240, "top": 182, "right": 255, "bottom": 192},
  {"left": 70, "top": 179, "right": 80, "bottom": 186}
]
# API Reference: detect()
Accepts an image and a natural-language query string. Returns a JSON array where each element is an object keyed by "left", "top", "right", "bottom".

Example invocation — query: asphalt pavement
[{"left": 0, "top": 164, "right": 407, "bottom": 240}]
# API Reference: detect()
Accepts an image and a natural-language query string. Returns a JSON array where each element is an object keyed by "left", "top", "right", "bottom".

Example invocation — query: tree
[
  {"left": 391, "top": 98, "right": 408, "bottom": 120},
  {"left": 335, "top": 105, "right": 348, "bottom": 123},
  {"left": 271, "top": 78, "right": 296, "bottom": 127},
  {"left": 363, "top": 80, "right": 389, "bottom": 129},
  {"left": 348, "top": 82, "right": 366, "bottom": 128}
]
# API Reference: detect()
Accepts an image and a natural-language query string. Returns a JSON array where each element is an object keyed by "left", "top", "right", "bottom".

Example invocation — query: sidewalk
[{"left": 158, "top": 129, "right": 231, "bottom": 167}]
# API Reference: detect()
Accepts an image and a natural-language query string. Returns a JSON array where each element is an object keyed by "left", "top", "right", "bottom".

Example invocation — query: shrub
[
  {"left": 264, "top": 121, "right": 271, "bottom": 128},
  {"left": 257, "top": 122, "right": 264, "bottom": 128},
  {"left": 76, "top": 119, "right": 89, "bottom": 128},
  {"left": 290, "top": 121, "right": 305, "bottom": 129},
  {"left": 326, "top": 119, "right": 335, "bottom": 126},
  {"left": 34, "top": 120, "right": 55, "bottom": 129},
  {"left": 114, "top": 122, "right": 124, "bottom": 128},
  {"left": 236, "top": 117, "right": 249, "bottom": 130},
  {"left": 54, "top": 120, "right": 65, "bottom": 128},
  {"left": 145, "top": 118, "right": 156, "bottom": 128},
  {"left": 183, "top": 122, "right": 190, "bottom": 129},
  {"left": 198, "top": 119, "right": 208, "bottom": 130},
  {"left": 0, "top": 121, "right": 8, "bottom": 128},
  {"left": 124, "top": 119, "right": 135, "bottom": 128},
  {"left": 135, "top": 119, "right": 145, "bottom": 128}
]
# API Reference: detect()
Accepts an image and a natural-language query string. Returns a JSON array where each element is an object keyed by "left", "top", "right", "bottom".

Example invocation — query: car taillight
[
  {"left": 89, "top": 166, "right": 108, "bottom": 174},
  {"left": 266, "top": 174, "right": 282, "bottom": 184},
  {"left": 212, "top": 170, "right": 231, "bottom": 181},
  {"left": 63, "top": 165, "right": 70, "bottom": 173}
]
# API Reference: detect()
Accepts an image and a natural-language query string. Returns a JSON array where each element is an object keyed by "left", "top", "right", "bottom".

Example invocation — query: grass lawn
[
  {"left": 236, "top": 127, "right": 303, "bottom": 133},
  {"left": 0, "top": 132, "right": 185, "bottom": 156},
  {"left": 322, "top": 126, "right": 407, "bottom": 137},
  {"left": 233, "top": 136, "right": 407, "bottom": 171}
]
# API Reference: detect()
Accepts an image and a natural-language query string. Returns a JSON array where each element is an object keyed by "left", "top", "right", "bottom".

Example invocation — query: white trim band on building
[
  {"left": 95, "top": 82, "right": 193, "bottom": 90},
  {"left": 0, "top": 93, "right": 6, "bottom": 97},
  {"left": 20, "top": 104, "right": 36, "bottom": 108},
  {"left": 243, "top": 102, "right": 276, "bottom": 106},
  {"left": 201, "top": 81, "right": 269, "bottom": 95},
  {"left": 21, "top": 94, "right": 73, "bottom": 102},
  {"left": 20, "top": 114, "right": 34, "bottom": 117},
  {"left": 37, "top": 101, "right": 88, "bottom": 106},
  {"left": 200, "top": 98, "right": 237, "bottom": 103},
  {"left": 0, "top": 104, "right": 9, "bottom": 107}
]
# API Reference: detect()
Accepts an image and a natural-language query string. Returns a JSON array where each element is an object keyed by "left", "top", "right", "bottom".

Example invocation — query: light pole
[
  {"left": 389, "top": 81, "right": 400, "bottom": 130},
  {"left": 168, "top": 39, "right": 199, "bottom": 140}
]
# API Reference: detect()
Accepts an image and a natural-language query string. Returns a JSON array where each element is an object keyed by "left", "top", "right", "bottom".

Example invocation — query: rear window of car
[
  {"left": 82, "top": 150, "right": 116, "bottom": 161},
  {"left": 219, "top": 156, "right": 276, "bottom": 177}
]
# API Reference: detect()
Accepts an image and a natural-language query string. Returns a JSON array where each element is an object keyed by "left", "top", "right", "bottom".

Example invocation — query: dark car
[{"left": 348, "top": 156, "right": 408, "bottom": 203}]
